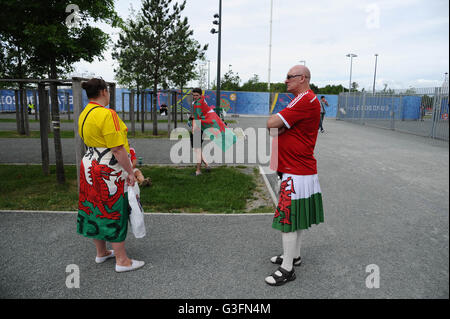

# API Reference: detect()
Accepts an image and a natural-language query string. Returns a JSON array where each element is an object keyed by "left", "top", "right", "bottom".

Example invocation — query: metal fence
[{"left": 336, "top": 86, "right": 449, "bottom": 141}]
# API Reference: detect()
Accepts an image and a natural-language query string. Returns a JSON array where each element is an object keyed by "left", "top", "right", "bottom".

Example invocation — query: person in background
[
  {"left": 319, "top": 96, "right": 328, "bottom": 133},
  {"left": 27, "top": 102, "right": 35, "bottom": 115},
  {"left": 189, "top": 88, "right": 220, "bottom": 176},
  {"left": 160, "top": 104, "right": 168, "bottom": 116}
]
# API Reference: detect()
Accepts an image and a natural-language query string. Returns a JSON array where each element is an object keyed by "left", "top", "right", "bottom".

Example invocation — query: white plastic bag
[{"left": 128, "top": 183, "right": 146, "bottom": 238}]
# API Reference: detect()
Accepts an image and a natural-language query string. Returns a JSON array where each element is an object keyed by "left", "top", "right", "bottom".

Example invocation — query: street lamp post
[
  {"left": 372, "top": 54, "right": 378, "bottom": 94},
  {"left": 345, "top": 53, "right": 357, "bottom": 112},
  {"left": 299, "top": 60, "right": 306, "bottom": 66},
  {"left": 346, "top": 53, "right": 357, "bottom": 92},
  {"left": 211, "top": 1, "right": 222, "bottom": 115},
  {"left": 268, "top": 0, "right": 273, "bottom": 91}
]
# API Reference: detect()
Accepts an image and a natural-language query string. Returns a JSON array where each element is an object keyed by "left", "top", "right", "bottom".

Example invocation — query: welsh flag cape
[{"left": 193, "top": 96, "right": 236, "bottom": 151}]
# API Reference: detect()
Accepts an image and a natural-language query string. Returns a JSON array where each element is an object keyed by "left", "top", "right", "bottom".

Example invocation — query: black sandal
[
  {"left": 265, "top": 266, "right": 296, "bottom": 286},
  {"left": 271, "top": 255, "right": 302, "bottom": 267}
]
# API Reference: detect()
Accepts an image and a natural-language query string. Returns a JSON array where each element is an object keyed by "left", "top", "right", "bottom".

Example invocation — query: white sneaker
[
  {"left": 95, "top": 250, "right": 115, "bottom": 264},
  {"left": 115, "top": 259, "right": 145, "bottom": 273}
]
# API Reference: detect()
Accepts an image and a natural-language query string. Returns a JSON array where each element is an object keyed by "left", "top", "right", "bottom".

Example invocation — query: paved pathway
[{"left": 0, "top": 117, "right": 448, "bottom": 298}]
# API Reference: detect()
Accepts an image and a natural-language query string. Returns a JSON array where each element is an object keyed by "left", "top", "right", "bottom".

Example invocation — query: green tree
[
  {"left": 167, "top": 16, "right": 208, "bottom": 97},
  {"left": 351, "top": 82, "right": 359, "bottom": 92},
  {"left": 241, "top": 74, "right": 269, "bottom": 92},
  {"left": 0, "top": 1, "right": 49, "bottom": 133},
  {"left": 1, "top": 0, "right": 120, "bottom": 184},
  {"left": 270, "top": 82, "right": 287, "bottom": 93},
  {"left": 318, "top": 84, "right": 345, "bottom": 94},
  {"left": 382, "top": 83, "right": 394, "bottom": 94},
  {"left": 404, "top": 87, "right": 417, "bottom": 94},
  {"left": 132, "top": 0, "right": 189, "bottom": 135},
  {"left": 218, "top": 69, "right": 241, "bottom": 91},
  {"left": 310, "top": 83, "right": 319, "bottom": 94},
  {"left": 112, "top": 10, "right": 152, "bottom": 131}
]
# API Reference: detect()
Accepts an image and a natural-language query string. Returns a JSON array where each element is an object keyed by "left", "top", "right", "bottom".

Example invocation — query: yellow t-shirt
[{"left": 78, "top": 102, "right": 130, "bottom": 153}]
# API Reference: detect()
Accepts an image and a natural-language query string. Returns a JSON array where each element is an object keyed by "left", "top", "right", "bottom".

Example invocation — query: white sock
[
  {"left": 281, "top": 232, "right": 297, "bottom": 271},
  {"left": 295, "top": 229, "right": 304, "bottom": 259},
  {"left": 266, "top": 232, "right": 297, "bottom": 284},
  {"left": 270, "top": 230, "right": 304, "bottom": 263}
]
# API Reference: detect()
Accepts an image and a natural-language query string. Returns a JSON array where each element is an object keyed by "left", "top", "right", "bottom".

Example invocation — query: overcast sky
[{"left": 73, "top": 0, "right": 449, "bottom": 90}]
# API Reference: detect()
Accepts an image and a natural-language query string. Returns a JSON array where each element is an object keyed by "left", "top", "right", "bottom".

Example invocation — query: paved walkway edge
[{"left": 0, "top": 210, "right": 273, "bottom": 216}]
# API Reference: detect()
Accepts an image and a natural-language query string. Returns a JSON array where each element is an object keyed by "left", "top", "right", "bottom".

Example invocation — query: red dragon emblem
[
  {"left": 78, "top": 159, "right": 125, "bottom": 220},
  {"left": 274, "top": 177, "right": 296, "bottom": 224}
]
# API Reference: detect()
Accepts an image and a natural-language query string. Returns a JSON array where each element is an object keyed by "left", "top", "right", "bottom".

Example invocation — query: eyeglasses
[{"left": 286, "top": 74, "right": 308, "bottom": 80}]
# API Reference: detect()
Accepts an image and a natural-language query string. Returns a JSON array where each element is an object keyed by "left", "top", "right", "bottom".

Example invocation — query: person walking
[
  {"left": 77, "top": 78, "right": 145, "bottom": 273},
  {"left": 265, "top": 65, "right": 324, "bottom": 286},
  {"left": 319, "top": 96, "right": 328, "bottom": 133}
]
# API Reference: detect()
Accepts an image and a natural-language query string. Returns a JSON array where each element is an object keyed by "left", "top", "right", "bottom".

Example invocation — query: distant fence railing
[{"left": 336, "top": 87, "right": 449, "bottom": 141}]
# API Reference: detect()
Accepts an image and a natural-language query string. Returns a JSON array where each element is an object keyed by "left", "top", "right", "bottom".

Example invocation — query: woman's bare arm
[{"left": 111, "top": 145, "right": 136, "bottom": 186}]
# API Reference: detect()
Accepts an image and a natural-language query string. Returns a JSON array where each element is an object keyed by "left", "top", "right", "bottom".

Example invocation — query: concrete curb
[{"left": 0, "top": 210, "right": 273, "bottom": 216}]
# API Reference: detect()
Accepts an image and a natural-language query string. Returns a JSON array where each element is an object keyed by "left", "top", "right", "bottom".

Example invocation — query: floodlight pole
[
  {"left": 346, "top": 53, "right": 357, "bottom": 92},
  {"left": 268, "top": 0, "right": 273, "bottom": 91},
  {"left": 372, "top": 54, "right": 378, "bottom": 94},
  {"left": 215, "top": 0, "right": 222, "bottom": 115}
]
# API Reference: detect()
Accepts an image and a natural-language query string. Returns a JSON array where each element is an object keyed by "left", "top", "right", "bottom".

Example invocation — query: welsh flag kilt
[{"left": 272, "top": 173, "right": 324, "bottom": 232}]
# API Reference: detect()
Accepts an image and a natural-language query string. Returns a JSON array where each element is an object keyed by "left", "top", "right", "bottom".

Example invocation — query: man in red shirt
[{"left": 265, "top": 65, "right": 324, "bottom": 286}]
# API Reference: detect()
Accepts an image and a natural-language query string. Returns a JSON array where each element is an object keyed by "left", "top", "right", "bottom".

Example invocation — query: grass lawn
[{"left": 0, "top": 164, "right": 266, "bottom": 214}]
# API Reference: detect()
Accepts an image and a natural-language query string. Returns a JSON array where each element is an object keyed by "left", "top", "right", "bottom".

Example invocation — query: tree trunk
[
  {"left": 66, "top": 91, "right": 70, "bottom": 120},
  {"left": 50, "top": 61, "right": 65, "bottom": 184},
  {"left": 46, "top": 89, "right": 51, "bottom": 133},
  {"left": 149, "top": 92, "right": 152, "bottom": 121},
  {"left": 180, "top": 86, "right": 183, "bottom": 122},
  {"left": 22, "top": 86, "right": 30, "bottom": 136},
  {"left": 109, "top": 83, "right": 116, "bottom": 111},
  {"left": 16, "top": 44, "right": 26, "bottom": 135},
  {"left": 18, "top": 83, "right": 25, "bottom": 135},
  {"left": 173, "top": 90, "right": 177, "bottom": 129},
  {"left": 33, "top": 90, "right": 38, "bottom": 121},
  {"left": 136, "top": 85, "right": 140, "bottom": 123},
  {"left": 144, "top": 93, "right": 147, "bottom": 121},
  {"left": 14, "top": 89, "right": 21, "bottom": 134},
  {"left": 130, "top": 91, "right": 135, "bottom": 137},
  {"left": 122, "top": 91, "right": 125, "bottom": 120},
  {"left": 38, "top": 83, "right": 50, "bottom": 176},
  {"left": 141, "top": 90, "right": 145, "bottom": 133},
  {"left": 152, "top": 82, "right": 158, "bottom": 136},
  {"left": 167, "top": 91, "right": 171, "bottom": 134}
]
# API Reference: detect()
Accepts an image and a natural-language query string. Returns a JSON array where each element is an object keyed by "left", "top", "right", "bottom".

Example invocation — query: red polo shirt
[{"left": 270, "top": 89, "right": 320, "bottom": 175}]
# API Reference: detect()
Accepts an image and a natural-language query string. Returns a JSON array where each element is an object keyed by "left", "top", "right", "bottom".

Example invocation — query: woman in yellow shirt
[{"left": 77, "top": 78, "right": 144, "bottom": 273}]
